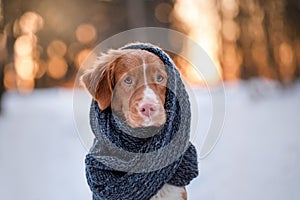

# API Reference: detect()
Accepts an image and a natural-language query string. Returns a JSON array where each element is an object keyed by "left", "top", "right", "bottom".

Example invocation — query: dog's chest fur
[{"left": 150, "top": 184, "right": 185, "bottom": 200}]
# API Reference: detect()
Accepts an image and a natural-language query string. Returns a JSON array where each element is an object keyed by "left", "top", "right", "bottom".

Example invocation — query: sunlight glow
[{"left": 174, "top": 0, "right": 222, "bottom": 84}]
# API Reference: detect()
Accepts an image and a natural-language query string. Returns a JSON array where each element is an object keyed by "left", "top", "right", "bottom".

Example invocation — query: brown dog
[{"left": 81, "top": 48, "right": 187, "bottom": 200}]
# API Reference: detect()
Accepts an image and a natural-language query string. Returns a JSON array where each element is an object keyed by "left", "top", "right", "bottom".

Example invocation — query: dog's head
[{"left": 81, "top": 49, "right": 168, "bottom": 128}]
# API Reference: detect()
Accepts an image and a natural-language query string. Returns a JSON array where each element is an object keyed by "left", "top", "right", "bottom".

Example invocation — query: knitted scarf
[{"left": 85, "top": 43, "right": 199, "bottom": 200}]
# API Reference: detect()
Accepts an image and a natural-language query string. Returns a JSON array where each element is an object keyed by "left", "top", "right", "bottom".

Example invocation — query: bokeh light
[
  {"left": 14, "top": 57, "right": 37, "bottom": 80},
  {"left": 155, "top": 3, "right": 172, "bottom": 23},
  {"left": 11, "top": 11, "right": 44, "bottom": 93},
  {"left": 75, "top": 49, "right": 92, "bottom": 69},
  {"left": 76, "top": 23, "right": 97, "bottom": 44},
  {"left": 1, "top": 0, "right": 299, "bottom": 96},
  {"left": 222, "top": 20, "right": 240, "bottom": 42},
  {"left": 19, "top": 12, "right": 44, "bottom": 35},
  {"left": 279, "top": 42, "right": 294, "bottom": 67},
  {"left": 47, "top": 57, "right": 68, "bottom": 79},
  {"left": 4, "top": 63, "right": 16, "bottom": 90},
  {"left": 278, "top": 42, "right": 295, "bottom": 81},
  {"left": 221, "top": 0, "right": 239, "bottom": 19},
  {"left": 35, "top": 60, "right": 47, "bottom": 79},
  {"left": 47, "top": 40, "right": 67, "bottom": 58},
  {"left": 14, "top": 35, "right": 35, "bottom": 56}
]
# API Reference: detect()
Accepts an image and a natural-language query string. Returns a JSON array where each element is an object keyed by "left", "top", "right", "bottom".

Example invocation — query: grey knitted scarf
[{"left": 85, "top": 43, "right": 198, "bottom": 200}]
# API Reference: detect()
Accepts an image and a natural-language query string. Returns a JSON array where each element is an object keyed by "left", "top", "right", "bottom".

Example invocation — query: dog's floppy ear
[{"left": 80, "top": 50, "right": 122, "bottom": 110}]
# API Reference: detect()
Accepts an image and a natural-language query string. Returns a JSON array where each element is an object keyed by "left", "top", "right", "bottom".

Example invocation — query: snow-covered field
[{"left": 0, "top": 79, "right": 300, "bottom": 200}]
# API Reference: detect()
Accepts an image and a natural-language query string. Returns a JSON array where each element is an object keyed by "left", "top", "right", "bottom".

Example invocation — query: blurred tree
[
  {"left": 173, "top": 0, "right": 300, "bottom": 84},
  {"left": 0, "top": 0, "right": 5, "bottom": 112},
  {"left": 236, "top": 0, "right": 300, "bottom": 83}
]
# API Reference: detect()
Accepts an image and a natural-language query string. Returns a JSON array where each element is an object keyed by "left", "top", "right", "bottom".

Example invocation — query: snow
[{"left": 1, "top": 79, "right": 300, "bottom": 200}]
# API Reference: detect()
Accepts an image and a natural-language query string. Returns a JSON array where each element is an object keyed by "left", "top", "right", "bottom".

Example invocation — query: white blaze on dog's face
[{"left": 81, "top": 49, "right": 167, "bottom": 128}]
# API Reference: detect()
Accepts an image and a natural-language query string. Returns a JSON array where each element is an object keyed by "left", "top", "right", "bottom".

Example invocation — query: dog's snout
[{"left": 139, "top": 103, "right": 157, "bottom": 117}]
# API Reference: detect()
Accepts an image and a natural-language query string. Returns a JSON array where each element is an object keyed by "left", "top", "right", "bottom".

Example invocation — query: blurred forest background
[{"left": 0, "top": 0, "right": 300, "bottom": 108}]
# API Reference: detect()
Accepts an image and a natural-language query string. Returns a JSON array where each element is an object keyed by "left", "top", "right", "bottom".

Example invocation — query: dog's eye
[
  {"left": 156, "top": 75, "right": 164, "bottom": 82},
  {"left": 124, "top": 76, "right": 132, "bottom": 84}
]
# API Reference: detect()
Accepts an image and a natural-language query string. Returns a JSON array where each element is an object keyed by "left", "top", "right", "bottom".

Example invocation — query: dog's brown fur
[{"left": 81, "top": 49, "right": 167, "bottom": 127}]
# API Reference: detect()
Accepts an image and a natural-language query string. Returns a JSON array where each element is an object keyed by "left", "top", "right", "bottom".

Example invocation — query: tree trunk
[{"left": 0, "top": 0, "right": 5, "bottom": 112}]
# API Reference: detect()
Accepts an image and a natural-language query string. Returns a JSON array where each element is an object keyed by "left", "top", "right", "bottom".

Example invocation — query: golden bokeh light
[
  {"left": 278, "top": 42, "right": 295, "bottom": 80},
  {"left": 19, "top": 12, "right": 44, "bottom": 35},
  {"left": 47, "top": 39, "right": 67, "bottom": 58},
  {"left": 279, "top": 42, "right": 294, "bottom": 67},
  {"left": 3, "top": 0, "right": 299, "bottom": 93},
  {"left": 75, "top": 23, "right": 97, "bottom": 44},
  {"left": 14, "top": 35, "right": 35, "bottom": 56},
  {"left": 155, "top": 3, "right": 172, "bottom": 23},
  {"left": 47, "top": 57, "right": 68, "bottom": 79},
  {"left": 35, "top": 60, "right": 47, "bottom": 79},
  {"left": 4, "top": 63, "right": 17, "bottom": 90},
  {"left": 14, "top": 57, "right": 37, "bottom": 80},
  {"left": 12, "top": 11, "right": 45, "bottom": 93},
  {"left": 222, "top": 20, "right": 240, "bottom": 42},
  {"left": 75, "top": 49, "right": 92, "bottom": 69},
  {"left": 221, "top": 0, "right": 239, "bottom": 18}
]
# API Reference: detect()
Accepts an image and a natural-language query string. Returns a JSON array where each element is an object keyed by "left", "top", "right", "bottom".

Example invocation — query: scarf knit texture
[{"left": 85, "top": 43, "right": 199, "bottom": 200}]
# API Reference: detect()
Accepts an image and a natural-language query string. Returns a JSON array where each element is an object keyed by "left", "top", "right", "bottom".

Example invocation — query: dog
[{"left": 81, "top": 48, "right": 187, "bottom": 200}]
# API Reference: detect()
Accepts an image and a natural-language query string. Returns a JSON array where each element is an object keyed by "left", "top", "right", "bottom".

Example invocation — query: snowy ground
[{"left": 0, "top": 79, "right": 300, "bottom": 200}]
